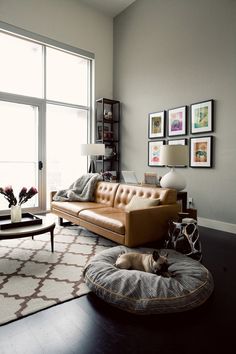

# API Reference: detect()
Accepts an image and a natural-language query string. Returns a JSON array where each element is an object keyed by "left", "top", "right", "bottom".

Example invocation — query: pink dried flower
[
  {"left": 0, "top": 186, "right": 38, "bottom": 208},
  {"left": 18, "top": 187, "right": 38, "bottom": 205}
]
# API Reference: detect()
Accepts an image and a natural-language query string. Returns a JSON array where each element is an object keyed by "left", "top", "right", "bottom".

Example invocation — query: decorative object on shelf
[
  {"left": 190, "top": 136, "right": 213, "bottom": 168},
  {"left": 81, "top": 143, "right": 105, "bottom": 173},
  {"left": 159, "top": 145, "right": 188, "bottom": 191},
  {"left": 104, "top": 146, "right": 116, "bottom": 160},
  {"left": 167, "top": 106, "right": 187, "bottom": 137},
  {"left": 165, "top": 218, "right": 202, "bottom": 262},
  {"left": 96, "top": 98, "right": 120, "bottom": 178},
  {"left": 121, "top": 171, "right": 139, "bottom": 184},
  {"left": 101, "top": 171, "right": 113, "bottom": 182},
  {"left": 148, "top": 111, "right": 165, "bottom": 138},
  {"left": 148, "top": 140, "right": 165, "bottom": 167},
  {"left": 190, "top": 99, "right": 214, "bottom": 134},
  {"left": 144, "top": 172, "right": 158, "bottom": 185},
  {"left": 0, "top": 185, "right": 38, "bottom": 223}
]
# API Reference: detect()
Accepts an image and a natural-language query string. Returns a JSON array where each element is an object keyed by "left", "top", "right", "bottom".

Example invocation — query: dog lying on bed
[{"left": 115, "top": 250, "right": 172, "bottom": 277}]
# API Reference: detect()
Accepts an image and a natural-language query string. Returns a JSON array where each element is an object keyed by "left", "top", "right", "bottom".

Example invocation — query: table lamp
[
  {"left": 160, "top": 145, "right": 188, "bottom": 191},
  {"left": 81, "top": 144, "right": 105, "bottom": 173}
]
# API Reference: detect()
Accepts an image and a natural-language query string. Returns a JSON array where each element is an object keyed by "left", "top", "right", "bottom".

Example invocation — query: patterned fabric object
[
  {"left": 165, "top": 219, "right": 202, "bottom": 262},
  {"left": 0, "top": 224, "right": 116, "bottom": 325},
  {"left": 83, "top": 246, "right": 214, "bottom": 314},
  {"left": 53, "top": 173, "right": 102, "bottom": 202}
]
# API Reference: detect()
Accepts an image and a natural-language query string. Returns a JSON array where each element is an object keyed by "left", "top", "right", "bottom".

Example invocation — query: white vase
[{"left": 11, "top": 205, "right": 22, "bottom": 223}]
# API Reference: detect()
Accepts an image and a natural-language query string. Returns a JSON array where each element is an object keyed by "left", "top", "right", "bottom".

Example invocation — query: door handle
[{"left": 38, "top": 161, "right": 43, "bottom": 170}]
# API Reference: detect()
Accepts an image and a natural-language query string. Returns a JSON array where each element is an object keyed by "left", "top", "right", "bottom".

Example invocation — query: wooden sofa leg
[{"left": 58, "top": 217, "right": 72, "bottom": 226}]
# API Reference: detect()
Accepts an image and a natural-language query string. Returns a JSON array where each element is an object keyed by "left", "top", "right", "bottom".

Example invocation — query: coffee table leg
[{"left": 50, "top": 226, "right": 55, "bottom": 253}]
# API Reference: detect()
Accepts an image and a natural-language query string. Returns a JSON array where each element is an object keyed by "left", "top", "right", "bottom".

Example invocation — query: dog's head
[{"left": 151, "top": 250, "right": 168, "bottom": 274}]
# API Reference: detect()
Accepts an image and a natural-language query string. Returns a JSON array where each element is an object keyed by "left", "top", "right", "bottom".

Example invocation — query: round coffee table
[{"left": 0, "top": 217, "right": 56, "bottom": 252}]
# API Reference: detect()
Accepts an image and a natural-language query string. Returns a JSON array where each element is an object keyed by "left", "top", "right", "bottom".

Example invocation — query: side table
[
  {"left": 177, "top": 191, "right": 187, "bottom": 211},
  {"left": 165, "top": 218, "right": 202, "bottom": 262}
]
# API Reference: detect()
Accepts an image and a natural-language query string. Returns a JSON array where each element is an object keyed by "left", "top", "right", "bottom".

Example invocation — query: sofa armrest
[
  {"left": 125, "top": 204, "right": 180, "bottom": 247},
  {"left": 50, "top": 191, "right": 57, "bottom": 202}
]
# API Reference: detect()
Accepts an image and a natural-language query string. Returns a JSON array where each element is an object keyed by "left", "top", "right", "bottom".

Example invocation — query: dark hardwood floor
[{"left": 0, "top": 226, "right": 236, "bottom": 354}]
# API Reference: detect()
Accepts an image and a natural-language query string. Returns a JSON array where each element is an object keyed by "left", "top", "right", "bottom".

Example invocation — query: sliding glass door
[
  {"left": 46, "top": 104, "right": 87, "bottom": 208},
  {"left": 0, "top": 100, "right": 40, "bottom": 210},
  {"left": 0, "top": 27, "right": 92, "bottom": 214}
]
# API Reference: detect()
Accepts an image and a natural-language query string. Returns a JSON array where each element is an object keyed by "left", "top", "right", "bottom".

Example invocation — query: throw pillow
[{"left": 125, "top": 195, "right": 160, "bottom": 211}]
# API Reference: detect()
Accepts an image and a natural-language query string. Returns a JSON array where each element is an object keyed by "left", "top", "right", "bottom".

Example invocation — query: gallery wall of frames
[{"left": 148, "top": 99, "right": 214, "bottom": 168}]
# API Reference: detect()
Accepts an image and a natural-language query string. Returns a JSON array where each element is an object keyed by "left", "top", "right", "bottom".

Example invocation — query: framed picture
[
  {"left": 148, "top": 140, "right": 165, "bottom": 167},
  {"left": 190, "top": 99, "right": 213, "bottom": 134},
  {"left": 148, "top": 111, "right": 165, "bottom": 138},
  {"left": 144, "top": 172, "right": 158, "bottom": 185},
  {"left": 168, "top": 138, "right": 187, "bottom": 145},
  {"left": 168, "top": 106, "right": 187, "bottom": 137},
  {"left": 190, "top": 136, "right": 213, "bottom": 168}
]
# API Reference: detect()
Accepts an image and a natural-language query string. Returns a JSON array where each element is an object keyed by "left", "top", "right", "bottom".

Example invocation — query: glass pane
[
  {"left": 0, "top": 101, "right": 39, "bottom": 210},
  {"left": 46, "top": 47, "right": 88, "bottom": 106},
  {"left": 0, "top": 163, "right": 38, "bottom": 209},
  {"left": 46, "top": 104, "right": 88, "bottom": 208},
  {"left": 0, "top": 32, "right": 43, "bottom": 98}
]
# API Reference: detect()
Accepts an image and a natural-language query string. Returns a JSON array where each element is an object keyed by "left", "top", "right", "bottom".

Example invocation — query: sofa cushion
[
  {"left": 114, "top": 184, "right": 177, "bottom": 209},
  {"left": 83, "top": 246, "right": 214, "bottom": 314},
  {"left": 51, "top": 201, "right": 105, "bottom": 217},
  {"left": 125, "top": 196, "right": 160, "bottom": 211},
  {"left": 79, "top": 207, "right": 126, "bottom": 235}
]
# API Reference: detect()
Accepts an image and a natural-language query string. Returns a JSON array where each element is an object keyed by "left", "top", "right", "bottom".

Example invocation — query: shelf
[
  {"left": 96, "top": 139, "right": 119, "bottom": 143},
  {"left": 96, "top": 98, "right": 120, "bottom": 104},
  {"left": 97, "top": 118, "right": 119, "bottom": 122},
  {"left": 96, "top": 98, "right": 120, "bottom": 179}
]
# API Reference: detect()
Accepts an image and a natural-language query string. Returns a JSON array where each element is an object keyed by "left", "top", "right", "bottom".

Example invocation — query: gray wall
[{"left": 114, "top": 0, "right": 236, "bottom": 228}]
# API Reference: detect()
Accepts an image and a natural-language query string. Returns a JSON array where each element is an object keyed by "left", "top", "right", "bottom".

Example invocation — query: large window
[
  {"left": 0, "top": 27, "right": 93, "bottom": 212},
  {"left": 0, "top": 32, "right": 43, "bottom": 98}
]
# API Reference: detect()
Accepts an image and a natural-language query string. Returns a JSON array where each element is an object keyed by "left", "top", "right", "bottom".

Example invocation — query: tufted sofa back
[
  {"left": 94, "top": 181, "right": 119, "bottom": 206},
  {"left": 94, "top": 182, "right": 177, "bottom": 209},
  {"left": 113, "top": 184, "right": 177, "bottom": 210}
]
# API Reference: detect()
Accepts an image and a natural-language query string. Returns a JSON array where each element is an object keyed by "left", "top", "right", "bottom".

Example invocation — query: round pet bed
[{"left": 83, "top": 246, "right": 214, "bottom": 314}]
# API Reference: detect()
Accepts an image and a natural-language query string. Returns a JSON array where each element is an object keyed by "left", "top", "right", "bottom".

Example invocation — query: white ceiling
[{"left": 79, "top": 0, "right": 136, "bottom": 17}]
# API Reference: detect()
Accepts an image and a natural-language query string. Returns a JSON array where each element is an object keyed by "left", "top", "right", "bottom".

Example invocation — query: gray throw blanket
[{"left": 53, "top": 173, "right": 103, "bottom": 202}]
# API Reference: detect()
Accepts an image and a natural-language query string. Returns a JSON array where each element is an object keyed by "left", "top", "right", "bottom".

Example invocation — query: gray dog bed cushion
[{"left": 83, "top": 246, "right": 214, "bottom": 314}]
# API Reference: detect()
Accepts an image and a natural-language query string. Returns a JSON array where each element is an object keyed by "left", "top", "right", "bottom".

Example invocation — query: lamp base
[
  {"left": 88, "top": 160, "right": 96, "bottom": 173},
  {"left": 160, "top": 168, "right": 186, "bottom": 191}
]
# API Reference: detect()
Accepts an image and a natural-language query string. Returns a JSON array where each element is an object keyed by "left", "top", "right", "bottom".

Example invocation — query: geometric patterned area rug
[{"left": 0, "top": 223, "right": 116, "bottom": 326}]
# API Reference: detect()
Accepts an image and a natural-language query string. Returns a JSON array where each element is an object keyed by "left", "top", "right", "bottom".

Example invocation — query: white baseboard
[{"left": 198, "top": 217, "right": 236, "bottom": 234}]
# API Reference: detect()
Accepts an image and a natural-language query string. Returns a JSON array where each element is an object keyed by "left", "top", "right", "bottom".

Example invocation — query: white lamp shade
[
  {"left": 160, "top": 145, "right": 188, "bottom": 166},
  {"left": 81, "top": 144, "right": 105, "bottom": 156}
]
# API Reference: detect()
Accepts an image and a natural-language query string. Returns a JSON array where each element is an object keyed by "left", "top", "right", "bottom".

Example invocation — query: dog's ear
[{"left": 152, "top": 250, "right": 159, "bottom": 261}]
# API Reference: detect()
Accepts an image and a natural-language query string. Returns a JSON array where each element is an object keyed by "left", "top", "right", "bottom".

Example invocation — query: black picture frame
[
  {"left": 148, "top": 140, "right": 165, "bottom": 167},
  {"left": 167, "top": 138, "right": 188, "bottom": 145},
  {"left": 148, "top": 111, "right": 165, "bottom": 138},
  {"left": 190, "top": 99, "right": 214, "bottom": 134},
  {"left": 167, "top": 106, "right": 187, "bottom": 137},
  {"left": 190, "top": 136, "right": 213, "bottom": 168}
]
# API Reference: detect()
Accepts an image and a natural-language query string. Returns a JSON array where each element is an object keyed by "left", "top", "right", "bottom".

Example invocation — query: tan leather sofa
[{"left": 51, "top": 181, "right": 180, "bottom": 247}]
